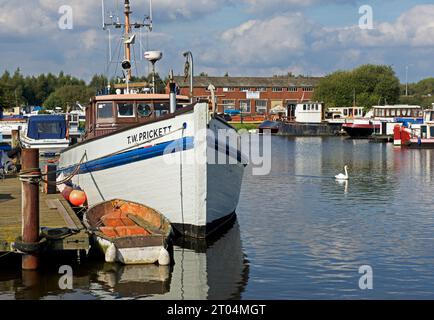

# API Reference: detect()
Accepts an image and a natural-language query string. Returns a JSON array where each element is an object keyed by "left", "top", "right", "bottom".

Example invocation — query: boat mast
[{"left": 124, "top": 0, "right": 132, "bottom": 80}]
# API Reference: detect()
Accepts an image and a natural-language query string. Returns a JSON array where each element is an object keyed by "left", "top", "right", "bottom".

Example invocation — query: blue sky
[{"left": 0, "top": 1, "right": 434, "bottom": 83}]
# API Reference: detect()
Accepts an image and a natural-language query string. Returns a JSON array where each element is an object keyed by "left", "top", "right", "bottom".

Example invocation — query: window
[
  {"left": 272, "top": 87, "right": 283, "bottom": 92},
  {"left": 256, "top": 100, "right": 267, "bottom": 114},
  {"left": 257, "top": 87, "right": 266, "bottom": 92},
  {"left": 430, "top": 126, "right": 434, "bottom": 138},
  {"left": 222, "top": 87, "right": 235, "bottom": 92},
  {"left": 303, "top": 104, "right": 307, "bottom": 111},
  {"left": 391, "top": 109, "right": 396, "bottom": 117},
  {"left": 222, "top": 100, "right": 236, "bottom": 110},
  {"left": 137, "top": 103, "right": 153, "bottom": 117},
  {"left": 240, "top": 87, "right": 249, "bottom": 92},
  {"left": 302, "top": 87, "right": 314, "bottom": 92},
  {"left": 117, "top": 103, "right": 135, "bottom": 117},
  {"left": 97, "top": 102, "right": 113, "bottom": 118},
  {"left": 396, "top": 109, "right": 401, "bottom": 116},
  {"left": 343, "top": 109, "right": 348, "bottom": 116},
  {"left": 315, "top": 104, "right": 319, "bottom": 111},
  {"left": 154, "top": 103, "right": 170, "bottom": 117},
  {"left": 288, "top": 87, "right": 298, "bottom": 92},
  {"left": 402, "top": 109, "right": 407, "bottom": 116},
  {"left": 239, "top": 100, "right": 251, "bottom": 113}
]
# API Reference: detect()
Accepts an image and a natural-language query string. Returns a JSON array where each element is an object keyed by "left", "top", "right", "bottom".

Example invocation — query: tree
[
  {"left": 44, "top": 85, "right": 95, "bottom": 111},
  {"left": 313, "top": 64, "right": 401, "bottom": 110}
]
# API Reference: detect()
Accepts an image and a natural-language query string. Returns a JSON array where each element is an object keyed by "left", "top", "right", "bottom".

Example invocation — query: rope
[{"left": 18, "top": 152, "right": 87, "bottom": 186}]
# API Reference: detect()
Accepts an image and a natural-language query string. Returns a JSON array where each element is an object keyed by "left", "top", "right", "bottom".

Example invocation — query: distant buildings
[{"left": 170, "top": 76, "right": 321, "bottom": 116}]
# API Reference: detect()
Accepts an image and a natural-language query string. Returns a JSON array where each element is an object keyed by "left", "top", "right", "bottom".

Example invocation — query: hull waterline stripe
[{"left": 59, "top": 137, "right": 194, "bottom": 175}]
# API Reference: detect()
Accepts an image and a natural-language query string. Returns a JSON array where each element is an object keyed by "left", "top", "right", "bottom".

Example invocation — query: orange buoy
[{"left": 69, "top": 190, "right": 87, "bottom": 207}]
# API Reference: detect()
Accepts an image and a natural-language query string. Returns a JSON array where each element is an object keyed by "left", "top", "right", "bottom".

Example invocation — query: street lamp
[{"left": 183, "top": 51, "right": 194, "bottom": 103}]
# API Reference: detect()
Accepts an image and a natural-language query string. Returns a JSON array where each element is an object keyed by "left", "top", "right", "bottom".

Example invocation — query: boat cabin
[
  {"left": 85, "top": 93, "right": 190, "bottom": 139},
  {"left": 325, "top": 106, "right": 364, "bottom": 120},
  {"left": 372, "top": 105, "right": 422, "bottom": 119},
  {"left": 294, "top": 102, "right": 324, "bottom": 123}
]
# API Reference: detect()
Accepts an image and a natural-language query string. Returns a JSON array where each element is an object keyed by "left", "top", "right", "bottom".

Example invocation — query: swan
[{"left": 335, "top": 165, "right": 349, "bottom": 180}]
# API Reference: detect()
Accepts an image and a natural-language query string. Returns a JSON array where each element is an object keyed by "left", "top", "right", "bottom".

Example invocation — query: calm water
[{"left": 2, "top": 136, "right": 434, "bottom": 299}]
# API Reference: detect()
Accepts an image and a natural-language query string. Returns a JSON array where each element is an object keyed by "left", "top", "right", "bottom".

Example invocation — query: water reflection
[{"left": 0, "top": 220, "right": 248, "bottom": 300}]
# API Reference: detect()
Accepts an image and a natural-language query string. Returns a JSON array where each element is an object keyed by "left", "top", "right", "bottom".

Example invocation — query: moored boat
[
  {"left": 258, "top": 120, "right": 279, "bottom": 134},
  {"left": 57, "top": 1, "right": 247, "bottom": 239},
  {"left": 394, "top": 109, "right": 434, "bottom": 148},
  {"left": 20, "top": 115, "right": 70, "bottom": 156},
  {"left": 84, "top": 199, "right": 172, "bottom": 265},
  {"left": 342, "top": 120, "right": 380, "bottom": 138}
]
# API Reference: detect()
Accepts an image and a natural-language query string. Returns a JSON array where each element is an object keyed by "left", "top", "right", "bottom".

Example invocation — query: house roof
[{"left": 173, "top": 76, "right": 322, "bottom": 88}]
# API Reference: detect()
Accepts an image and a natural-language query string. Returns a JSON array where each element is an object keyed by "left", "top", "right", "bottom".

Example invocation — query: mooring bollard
[{"left": 21, "top": 148, "right": 40, "bottom": 270}]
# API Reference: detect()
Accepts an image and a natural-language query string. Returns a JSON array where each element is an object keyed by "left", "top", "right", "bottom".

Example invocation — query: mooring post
[{"left": 21, "top": 148, "right": 40, "bottom": 270}]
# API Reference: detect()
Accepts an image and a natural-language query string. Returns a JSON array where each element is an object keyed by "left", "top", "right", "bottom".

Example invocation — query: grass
[{"left": 231, "top": 123, "right": 259, "bottom": 131}]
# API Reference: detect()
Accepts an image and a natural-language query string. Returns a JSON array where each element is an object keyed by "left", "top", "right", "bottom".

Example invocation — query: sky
[{"left": 0, "top": 0, "right": 434, "bottom": 83}]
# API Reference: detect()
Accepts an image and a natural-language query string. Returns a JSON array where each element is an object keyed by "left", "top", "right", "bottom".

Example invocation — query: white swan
[{"left": 335, "top": 165, "right": 349, "bottom": 180}]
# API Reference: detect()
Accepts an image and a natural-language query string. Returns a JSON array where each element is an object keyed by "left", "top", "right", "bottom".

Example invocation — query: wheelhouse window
[
  {"left": 117, "top": 103, "right": 135, "bottom": 117},
  {"left": 137, "top": 103, "right": 153, "bottom": 117},
  {"left": 154, "top": 102, "right": 170, "bottom": 117},
  {"left": 97, "top": 102, "right": 113, "bottom": 119}
]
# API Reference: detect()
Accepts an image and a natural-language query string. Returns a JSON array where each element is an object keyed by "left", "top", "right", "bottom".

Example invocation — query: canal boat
[
  {"left": 342, "top": 119, "right": 380, "bottom": 138},
  {"left": 19, "top": 115, "right": 70, "bottom": 156},
  {"left": 394, "top": 109, "right": 434, "bottom": 148},
  {"left": 84, "top": 199, "right": 172, "bottom": 265},
  {"left": 57, "top": 0, "right": 246, "bottom": 238},
  {"left": 258, "top": 120, "right": 279, "bottom": 134}
]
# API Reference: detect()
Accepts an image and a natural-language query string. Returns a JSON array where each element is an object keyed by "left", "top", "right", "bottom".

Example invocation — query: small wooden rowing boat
[{"left": 84, "top": 199, "right": 172, "bottom": 265}]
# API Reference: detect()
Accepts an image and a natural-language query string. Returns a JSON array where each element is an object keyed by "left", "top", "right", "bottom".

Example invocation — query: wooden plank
[
  {"left": 0, "top": 175, "right": 89, "bottom": 252},
  {"left": 46, "top": 199, "right": 78, "bottom": 230}
]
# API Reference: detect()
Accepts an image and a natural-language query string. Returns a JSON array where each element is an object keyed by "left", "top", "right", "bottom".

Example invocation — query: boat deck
[{"left": 0, "top": 175, "right": 89, "bottom": 252}]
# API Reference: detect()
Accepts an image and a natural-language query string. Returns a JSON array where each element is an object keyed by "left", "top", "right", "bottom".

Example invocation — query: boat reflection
[
  {"left": 0, "top": 219, "right": 248, "bottom": 300},
  {"left": 92, "top": 220, "right": 249, "bottom": 300}
]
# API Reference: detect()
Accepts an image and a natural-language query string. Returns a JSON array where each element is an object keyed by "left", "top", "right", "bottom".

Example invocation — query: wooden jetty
[{"left": 0, "top": 175, "right": 89, "bottom": 253}]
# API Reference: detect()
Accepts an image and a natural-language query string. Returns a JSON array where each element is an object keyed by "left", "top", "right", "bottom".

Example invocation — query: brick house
[{"left": 168, "top": 76, "right": 321, "bottom": 117}]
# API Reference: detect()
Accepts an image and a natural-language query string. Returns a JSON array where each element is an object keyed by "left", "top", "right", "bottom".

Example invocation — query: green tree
[
  {"left": 44, "top": 85, "right": 95, "bottom": 111},
  {"left": 314, "top": 64, "right": 401, "bottom": 110}
]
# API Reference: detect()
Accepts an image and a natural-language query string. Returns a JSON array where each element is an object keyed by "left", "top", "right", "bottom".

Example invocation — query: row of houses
[{"left": 170, "top": 76, "right": 321, "bottom": 117}]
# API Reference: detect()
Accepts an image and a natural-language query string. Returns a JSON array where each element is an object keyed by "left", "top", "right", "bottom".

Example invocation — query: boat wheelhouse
[
  {"left": 372, "top": 105, "right": 422, "bottom": 119},
  {"left": 20, "top": 115, "right": 69, "bottom": 156},
  {"left": 325, "top": 106, "right": 365, "bottom": 123},
  {"left": 85, "top": 94, "right": 190, "bottom": 139}
]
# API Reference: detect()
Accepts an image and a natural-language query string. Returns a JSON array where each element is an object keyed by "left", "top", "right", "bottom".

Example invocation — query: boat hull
[
  {"left": 342, "top": 123, "right": 379, "bottom": 138},
  {"left": 95, "top": 235, "right": 168, "bottom": 265},
  {"left": 58, "top": 103, "right": 246, "bottom": 238}
]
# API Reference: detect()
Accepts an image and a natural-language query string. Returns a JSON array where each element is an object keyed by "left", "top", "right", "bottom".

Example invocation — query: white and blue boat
[{"left": 19, "top": 115, "right": 70, "bottom": 156}]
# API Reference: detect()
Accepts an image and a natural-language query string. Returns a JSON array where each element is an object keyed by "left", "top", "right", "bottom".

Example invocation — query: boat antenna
[{"left": 102, "top": 0, "right": 153, "bottom": 81}]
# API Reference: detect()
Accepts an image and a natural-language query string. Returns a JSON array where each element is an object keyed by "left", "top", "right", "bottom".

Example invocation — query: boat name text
[{"left": 127, "top": 126, "right": 172, "bottom": 144}]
